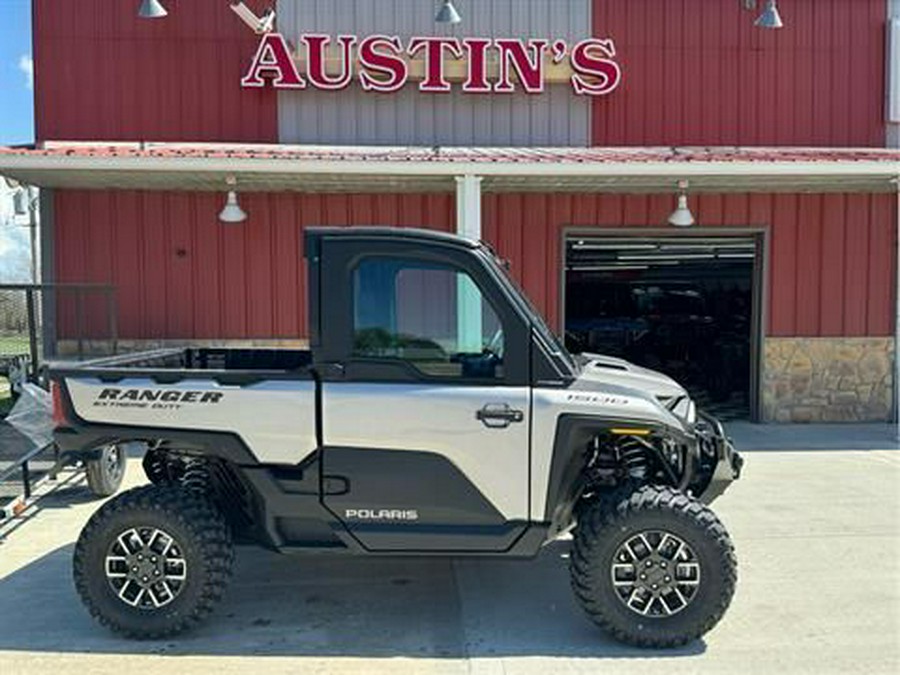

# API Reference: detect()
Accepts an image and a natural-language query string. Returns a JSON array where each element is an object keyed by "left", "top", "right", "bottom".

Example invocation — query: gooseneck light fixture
[
  {"left": 230, "top": 2, "right": 277, "bottom": 34},
  {"left": 219, "top": 177, "right": 247, "bottom": 224},
  {"left": 668, "top": 180, "right": 696, "bottom": 228},
  {"left": 436, "top": 0, "right": 462, "bottom": 24},
  {"left": 138, "top": 0, "right": 168, "bottom": 19},
  {"left": 754, "top": 0, "right": 784, "bottom": 29}
]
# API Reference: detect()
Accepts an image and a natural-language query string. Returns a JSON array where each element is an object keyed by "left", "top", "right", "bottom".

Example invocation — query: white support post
[
  {"left": 889, "top": 1, "right": 900, "bottom": 147},
  {"left": 456, "top": 174, "right": 483, "bottom": 240},
  {"left": 456, "top": 175, "right": 483, "bottom": 353}
]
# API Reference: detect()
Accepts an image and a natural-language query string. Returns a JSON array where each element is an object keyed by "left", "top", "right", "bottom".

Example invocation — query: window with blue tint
[{"left": 352, "top": 258, "right": 504, "bottom": 379}]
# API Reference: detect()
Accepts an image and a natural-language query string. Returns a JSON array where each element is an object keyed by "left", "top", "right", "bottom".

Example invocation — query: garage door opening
[{"left": 564, "top": 235, "right": 762, "bottom": 421}]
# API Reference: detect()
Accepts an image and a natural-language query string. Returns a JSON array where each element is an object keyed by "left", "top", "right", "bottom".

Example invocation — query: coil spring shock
[
  {"left": 142, "top": 449, "right": 169, "bottom": 485},
  {"left": 180, "top": 459, "right": 213, "bottom": 496},
  {"left": 617, "top": 437, "right": 651, "bottom": 480},
  {"left": 142, "top": 445, "right": 187, "bottom": 486}
]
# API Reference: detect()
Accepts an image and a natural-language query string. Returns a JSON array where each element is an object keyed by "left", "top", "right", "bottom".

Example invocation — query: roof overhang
[{"left": 1, "top": 143, "right": 898, "bottom": 194}]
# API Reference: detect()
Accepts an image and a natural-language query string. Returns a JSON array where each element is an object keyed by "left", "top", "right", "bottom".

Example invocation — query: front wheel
[
  {"left": 73, "top": 485, "right": 234, "bottom": 638},
  {"left": 571, "top": 485, "right": 737, "bottom": 648}
]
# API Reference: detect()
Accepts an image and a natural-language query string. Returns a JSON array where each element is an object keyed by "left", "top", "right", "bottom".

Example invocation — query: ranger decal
[{"left": 92, "top": 388, "right": 224, "bottom": 411}]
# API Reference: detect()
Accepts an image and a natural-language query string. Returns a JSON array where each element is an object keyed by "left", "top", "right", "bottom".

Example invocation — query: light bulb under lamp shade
[
  {"left": 668, "top": 194, "right": 695, "bottom": 228},
  {"left": 138, "top": 0, "right": 168, "bottom": 19},
  {"left": 436, "top": 1, "right": 462, "bottom": 24},
  {"left": 219, "top": 191, "right": 247, "bottom": 224},
  {"left": 755, "top": 0, "right": 783, "bottom": 29}
]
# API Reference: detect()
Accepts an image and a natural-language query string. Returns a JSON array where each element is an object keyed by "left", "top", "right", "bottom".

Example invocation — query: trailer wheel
[
  {"left": 73, "top": 484, "right": 233, "bottom": 639},
  {"left": 85, "top": 444, "right": 127, "bottom": 497},
  {"left": 571, "top": 485, "right": 737, "bottom": 648}
]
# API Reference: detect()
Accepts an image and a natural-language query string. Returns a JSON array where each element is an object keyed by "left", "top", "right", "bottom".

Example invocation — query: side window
[{"left": 352, "top": 258, "right": 504, "bottom": 379}]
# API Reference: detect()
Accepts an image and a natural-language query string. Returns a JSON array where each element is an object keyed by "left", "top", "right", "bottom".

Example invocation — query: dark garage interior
[{"left": 564, "top": 236, "right": 760, "bottom": 420}]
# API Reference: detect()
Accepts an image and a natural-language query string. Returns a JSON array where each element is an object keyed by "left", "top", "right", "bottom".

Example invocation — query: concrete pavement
[{"left": 0, "top": 448, "right": 898, "bottom": 675}]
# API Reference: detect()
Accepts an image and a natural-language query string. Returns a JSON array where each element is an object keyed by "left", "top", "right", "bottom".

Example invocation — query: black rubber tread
[
  {"left": 85, "top": 445, "right": 126, "bottom": 498},
  {"left": 571, "top": 484, "right": 737, "bottom": 648},
  {"left": 73, "top": 484, "right": 234, "bottom": 639}
]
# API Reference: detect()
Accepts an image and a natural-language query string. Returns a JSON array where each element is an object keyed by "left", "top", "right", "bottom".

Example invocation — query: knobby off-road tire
[
  {"left": 73, "top": 484, "right": 234, "bottom": 638},
  {"left": 85, "top": 444, "right": 127, "bottom": 497},
  {"left": 571, "top": 485, "right": 737, "bottom": 648}
]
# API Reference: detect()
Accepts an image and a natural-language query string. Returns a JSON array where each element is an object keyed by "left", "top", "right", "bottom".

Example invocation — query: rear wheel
[
  {"left": 571, "top": 485, "right": 736, "bottom": 648},
  {"left": 85, "top": 444, "right": 127, "bottom": 497},
  {"left": 73, "top": 485, "right": 233, "bottom": 638}
]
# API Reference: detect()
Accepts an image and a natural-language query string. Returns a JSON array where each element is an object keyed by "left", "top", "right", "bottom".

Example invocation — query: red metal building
[{"left": 1, "top": 0, "right": 899, "bottom": 422}]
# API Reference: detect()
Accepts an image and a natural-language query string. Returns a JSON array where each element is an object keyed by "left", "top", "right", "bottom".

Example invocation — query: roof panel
[{"left": 0, "top": 143, "right": 897, "bottom": 194}]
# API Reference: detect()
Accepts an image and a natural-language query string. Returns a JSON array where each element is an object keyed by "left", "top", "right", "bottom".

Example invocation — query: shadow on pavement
[{"left": 0, "top": 540, "right": 704, "bottom": 659}]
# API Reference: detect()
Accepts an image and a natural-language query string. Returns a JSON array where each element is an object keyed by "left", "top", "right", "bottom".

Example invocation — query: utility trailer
[
  {"left": 1, "top": 384, "right": 127, "bottom": 523},
  {"left": 51, "top": 227, "right": 742, "bottom": 647},
  {"left": 0, "top": 283, "right": 124, "bottom": 522}
]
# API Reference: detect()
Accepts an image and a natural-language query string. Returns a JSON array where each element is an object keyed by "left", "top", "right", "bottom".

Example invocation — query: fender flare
[{"left": 543, "top": 414, "right": 686, "bottom": 532}]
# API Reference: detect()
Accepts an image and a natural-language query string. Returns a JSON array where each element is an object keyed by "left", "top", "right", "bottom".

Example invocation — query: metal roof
[{"left": 0, "top": 142, "right": 898, "bottom": 194}]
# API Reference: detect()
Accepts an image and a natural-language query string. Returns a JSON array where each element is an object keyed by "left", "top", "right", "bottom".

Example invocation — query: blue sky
[{"left": 0, "top": 0, "right": 33, "bottom": 145}]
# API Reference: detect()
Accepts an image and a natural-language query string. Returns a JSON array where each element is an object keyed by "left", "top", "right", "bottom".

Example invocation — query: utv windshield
[{"left": 477, "top": 245, "right": 579, "bottom": 376}]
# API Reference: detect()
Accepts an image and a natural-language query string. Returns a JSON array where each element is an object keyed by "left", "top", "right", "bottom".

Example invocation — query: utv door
[{"left": 314, "top": 235, "right": 532, "bottom": 552}]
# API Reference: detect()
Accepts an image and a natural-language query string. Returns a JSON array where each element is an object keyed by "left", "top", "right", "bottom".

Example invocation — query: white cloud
[{"left": 18, "top": 55, "right": 33, "bottom": 90}]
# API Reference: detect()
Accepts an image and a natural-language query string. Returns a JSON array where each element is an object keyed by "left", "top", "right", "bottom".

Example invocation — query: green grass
[{"left": 0, "top": 336, "right": 30, "bottom": 356}]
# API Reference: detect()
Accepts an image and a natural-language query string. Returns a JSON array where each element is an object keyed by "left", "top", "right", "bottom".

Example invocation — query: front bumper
[{"left": 694, "top": 412, "right": 743, "bottom": 504}]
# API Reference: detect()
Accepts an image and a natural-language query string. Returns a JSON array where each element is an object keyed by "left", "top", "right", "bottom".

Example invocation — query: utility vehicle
[{"left": 51, "top": 227, "right": 742, "bottom": 647}]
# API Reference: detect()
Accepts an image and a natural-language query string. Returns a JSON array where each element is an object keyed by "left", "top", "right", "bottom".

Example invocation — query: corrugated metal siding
[
  {"left": 56, "top": 190, "right": 895, "bottom": 341},
  {"left": 591, "top": 0, "right": 887, "bottom": 147},
  {"left": 481, "top": 193, "right": 897, "bottom": 337},
  {"left": 32, "top": 0, "right": 887, "bottom": 147},
  {"left": 276, "top": 0, "right": 591, "bottom": 146},
  {"left": 54, "top": 191, "right": 454, "bottom": 339},
  {"left": 33, "top": 0, "right": 277, "bottom": 143}
]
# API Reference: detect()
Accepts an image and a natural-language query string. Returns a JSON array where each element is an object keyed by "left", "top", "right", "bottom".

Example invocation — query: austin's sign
[{"left": 241, "top": 33, "right": 623, "bottom": 96}]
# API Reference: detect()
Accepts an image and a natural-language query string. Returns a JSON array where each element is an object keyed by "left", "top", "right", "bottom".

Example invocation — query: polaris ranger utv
[{"left": 51, "top": 227, "right": 742, "bottom": 648}]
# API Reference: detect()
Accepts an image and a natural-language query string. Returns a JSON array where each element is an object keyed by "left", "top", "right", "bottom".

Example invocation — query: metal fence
[
  {"left": 0, "top": 284, "right": 118, "bottom": 383},
  {"left": 0, "top": 285, "right": 117, "bottom": 523}
]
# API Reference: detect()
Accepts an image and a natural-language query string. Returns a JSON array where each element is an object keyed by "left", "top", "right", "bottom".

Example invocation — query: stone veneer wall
[{"left": 763, "top": 337, "right": 895, "bottom": 422}]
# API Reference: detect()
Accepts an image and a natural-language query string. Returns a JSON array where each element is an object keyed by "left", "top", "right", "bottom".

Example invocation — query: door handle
[{"left": 476, "top": 403, "right": 524, "bottom": 429}]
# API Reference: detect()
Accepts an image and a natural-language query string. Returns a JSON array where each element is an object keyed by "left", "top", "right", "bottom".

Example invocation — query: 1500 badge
[{"left": 566, "top": 392, "right": 630, "bottom": 406}]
